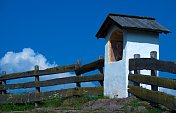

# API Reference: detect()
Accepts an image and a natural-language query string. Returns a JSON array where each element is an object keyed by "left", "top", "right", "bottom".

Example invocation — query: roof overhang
[{"left": 96, "top": 13, "right": 171, "bottom": 39}]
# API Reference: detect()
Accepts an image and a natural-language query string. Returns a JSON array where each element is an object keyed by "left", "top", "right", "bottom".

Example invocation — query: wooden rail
[
  {"left": 129, "top": 74, "right": 176, "bottom": 90},
  {"left": 128, "top": 51, "right": 176, "bottom": 111},
  {"left": 75, "top": 59, "right": 104, "bottom": 75},
  {"left": 129, "top": 58, "right": 176, "bottom": 74},
  {"left": 128, "top": 85, "right": 176, "bottom": 111},
  {"left": 0, "top": 64, "right": 76, "bottom": 81},
  {"left": 0, "top": 58, "right": 104, "bottom": 104},
  {"left": 0, "top": 59, "right": 104, "bottom": 81},
  {"left": 0, "top": 74, "right": 103, "bottom": 90}
]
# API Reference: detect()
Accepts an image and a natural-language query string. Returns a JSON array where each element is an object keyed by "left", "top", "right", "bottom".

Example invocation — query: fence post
[
  {"left": 98, "top": 55, "right": 104, "bottom": 87},
  {"left": 76, "top": 60, "right": 81, "bottom": 88},
  {"left": 150, "top": 51, "right": 158, "bottom": 107},
  {"left": 34, "top": 65, "right": 40, "bottom": 93},
  {"left": 2, "top": 71, "right": 6, "bottom": 95},
  {"left": 150, "top": 51, "right": 158, "bottom": 91},
  {"left": 134, "top": 54, "right": 140, "bottom": 87}
]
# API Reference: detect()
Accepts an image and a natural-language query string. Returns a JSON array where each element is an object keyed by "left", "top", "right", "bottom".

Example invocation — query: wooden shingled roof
[{"left": 96, "top": 13, "right": 171, "bottom": 38}]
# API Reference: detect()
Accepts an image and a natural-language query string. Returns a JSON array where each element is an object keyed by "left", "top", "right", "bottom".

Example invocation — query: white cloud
[
  {"left": 0, "top": 48, "right": 95, "bottom": 93},
  {"left": 0, "top": 48, "right": 55, "bottom": 73}
]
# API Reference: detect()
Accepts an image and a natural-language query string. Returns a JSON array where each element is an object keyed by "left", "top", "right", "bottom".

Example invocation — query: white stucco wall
[
  {"left": 125, "top": 30, "right": 159, "bottom": 90},
  {"left": 104, "top": 26, "right": 159, "bottom": 98},
  {"left": 104, "top": 25, "right": 127, "bottom": 98}
]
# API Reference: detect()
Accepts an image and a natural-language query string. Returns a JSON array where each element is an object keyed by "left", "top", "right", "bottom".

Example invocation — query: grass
[
  {"left": 38, "top": 97, "right": 64, "bottom": 107},
  {"left": 60, "top": 95, "right": 108, "bottom": 109},
  {"left": 0, "top": 103, "right": 35, "bottom": 112},
  {"left": 0, "top": 95, "right": 107, "bottom": 112},
  {"left": 39, "top": 111, "right": 59, "bottom": 113},
  {"left": 125, "top": 99, "right": 170, "bottom": 113},
  {"left": 0, "top": 96, "right": 171, "bottom": 113},
  {"left": 127, "top": 100, "right": 142, "bottom": 107}
]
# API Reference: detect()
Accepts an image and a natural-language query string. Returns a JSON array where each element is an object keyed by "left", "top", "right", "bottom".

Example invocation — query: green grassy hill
[{"left": 0, "top": 96, "right": 171, "bottom": 113}]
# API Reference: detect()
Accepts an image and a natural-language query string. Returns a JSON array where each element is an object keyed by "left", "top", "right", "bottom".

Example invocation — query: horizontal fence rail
[
  {"left": 0, "top": 74, "right": 103, "bottom": 90},
  {"left": 129, "top": 74, "right": 176, "bottom": 90},
  {"left": 128, "top": 85, "right": 176, "bottom": 111},
  {"left": 0, "top": 59, "right": 104, "bottom": 81},
  {"left": 129, "top": 58, "right": 176, "bottom": 74},
  {"left": 128, "top": 52, "right": 176, "bottom": 111},
  {"left": 0, "top": 58, "right": 104, "bottom": 104},
  {"left": 0, "top": 64, "right": 76, "bottom": 81},
  {"left": 0, "top": 87, "right": 103, "bottom": 104},
  {"left": 75, "top": 59, "right": 104, "bottom": 75}
]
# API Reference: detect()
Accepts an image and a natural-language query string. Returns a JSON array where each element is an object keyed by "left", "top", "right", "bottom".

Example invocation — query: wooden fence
[
  {"left": 128, "top": 51, "right": 176, "bottom": 111},
  {"left": 0, "top": 57, "right": 104, "bottom": 104}
]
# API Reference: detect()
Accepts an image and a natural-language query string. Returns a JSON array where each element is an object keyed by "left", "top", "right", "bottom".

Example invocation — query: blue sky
[{"left": 0, "top": 1, "right": 176, "bottom": 75}]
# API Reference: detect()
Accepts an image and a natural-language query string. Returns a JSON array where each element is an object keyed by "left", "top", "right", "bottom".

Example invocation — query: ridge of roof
[{"left": 108, "top": 13, "right": 155, "bottom": 20}]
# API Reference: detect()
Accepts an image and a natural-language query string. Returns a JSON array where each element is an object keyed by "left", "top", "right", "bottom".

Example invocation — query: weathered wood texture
[
  {"left": 150, "top": 51, "right": 158, "bottom": 92},
  {"left": 34, "top": 65, "right": 40, "bottom": 93},
  {"left": 76, "top": 60, "right": 81, "bottom": 87},
  {"left": 133, "top": 54, "right": 140, "bottom": 87},
  {"left": 129, "top": 74, "right": 176, "bottom": 90},
  {"left": 0, "top": 87, "right": 103, "bottom": 104},
  {"left": 128, "top": 85, "right": 176, "bottom": 111},
  {"left": 0, "top": 64, "right": 76, "bottom": 81},
  {"left": 98, "top": 56, "right": 104, "bottom": 86},
  {"left": 1, "top": 71, "right": 7, "bottom": 95},
  {"left": 129, "top": 58, "right": 176, "bottom": 74},
  {"left": 0, "top": 74, "right": 103, "bottom": 90},
  {"left": 75, "top": 59, "right": 104, "bottom": 75},
  {"left": 0, "top": 59, "right": 105, "bottom": 104}
]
